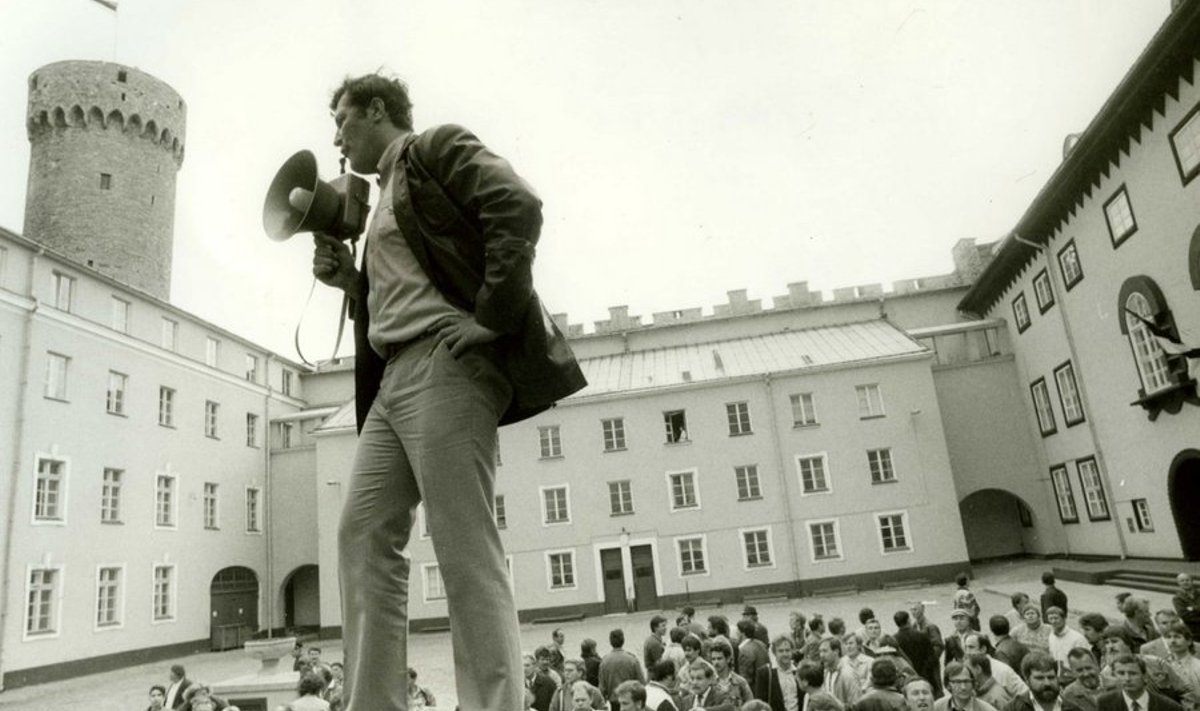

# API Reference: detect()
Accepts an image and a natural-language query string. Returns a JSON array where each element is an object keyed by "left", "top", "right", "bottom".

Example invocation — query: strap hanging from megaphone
[{"left": 293, "top": 240, "right": 357, "bottom": 368}]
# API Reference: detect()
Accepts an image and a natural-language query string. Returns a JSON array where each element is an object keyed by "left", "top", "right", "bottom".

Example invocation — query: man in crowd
[
  {"left": 601, "top": 630, "right": 646, "bottom": 710},
  {"left": 1121, "top": 598, "right": 1160, "bottom": 652},
  {"left": 1098, "top": 628, "right": 1187, "bottom": 703},
  {"left": 1096, "top": 654, "right": 1183, "bottom": 711},
  {"left": 710, "top": 639, "right": 754, "bottom": 708},
  {"left": 1047, "top": 607, "right": 1091, "bottom": 668},
  {"left": 738, "top": 619, "right": 772, "bottom": 685},
  {"left": 945, "top": 610, "right": 975, "bottom": 666},
  {"left": 851, "top": 658, "right": 907, "bottom": 711},
  {"left": 1080, "top": 613, "right": 1111, "bottom": 664},
  {"left": 680, "top": 607, "right": 707, "bottom": 640},
  {"left": 147, "top": 685, "right": 168, "bottom": 711},
  {"left": 1041, "top": 573, "right": 1069, "bottom": 619},
  {"left": 990, "top": 616, "right": 1030, "bottom": 677},
  {"left": 616, "top": 680, "right": 649, "bottom": 711},
  {"left": 896, "top": 610, "right": 939, "bottom": 696},
  {"left": 1139, "top": 610, "right": 1181, "bottom": 660},
  {"left": 818, "top": 636, "right": 861, "bottom": 706},
  {"left": 857, "top": 609, "right": 877, "bottom": 640},
  {"left": 966, "top": 653, "right": 1013, "bottom": 710},
  {"left": 963, "top": 634, "right": 1030, "bottom": 699},
  {"left": 744, "top": 606, "right": 771, "bottom": 644},
  {"left": 682, "top": 636, "right": 703, "bottom": 667},
  {"left": 526, "top": 652, "right": 559, "bottom": 711},
  {"left": 1007, "top": 594, "right": 1032, "bottom": 632},
  {"left": 646, "top": 617, "right": 668, "bottom": 671},
  {"left": 1006, "top": 652, "right": 1088, "bottom": 711},
  {"left": 903, "top": 677, "right": 936, "bottom": 711},
  {"left": 550, "top": 658, "right": 605, "bottom": 711},
  {"left": 681, "top": 659, "right": 731, "bottom": 711},
  {"left": 1013, "top": 606, "right": 1052, "bottom": 654},
  {"left": 645, "top": 660, "right": 680, "bottom": 711},
  {"left": 165, "top": 665, "right": 192, "bottom": 710},
  {"left": 935, "top": 662, "right": 992, "bottom": 711},
  {"left": 911, "top": 602, "right": 945, "bottom": 681},
  {"left": 663, "top": 628, "right": 688, "bottom": 672},
  {"left": 954, "top": 574, "right": 982, "bottom": 632},
  {"left": 1173, "top": 574, "right": 1200, "bottom": 639},
  {"left": 550, "top": 629, "right": 568, "bottom": 676},
  {"left": 1063, "top": 648, "right": 1107, "bottom": 711},
  {"left": 755, "top": 635, "right": 801, "bottom": 711},
  {"left": 797, "top": 661, "right": 828, "bottom": 711}
]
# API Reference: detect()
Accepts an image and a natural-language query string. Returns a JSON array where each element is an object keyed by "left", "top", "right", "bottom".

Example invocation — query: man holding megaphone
[{"left": 307, "top": 73, "right": 585, "bottom": 711}]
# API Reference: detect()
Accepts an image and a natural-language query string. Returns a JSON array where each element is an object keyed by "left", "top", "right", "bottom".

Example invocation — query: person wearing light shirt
[
  {"left": 1047, "top": 608, "right": 1092, "bottom": 669},
  {"left": 963, "top": 634, "right": 1030, "bottom": 700}
]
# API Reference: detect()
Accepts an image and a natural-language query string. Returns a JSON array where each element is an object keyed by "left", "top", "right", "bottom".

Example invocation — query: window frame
[
  {"left": 151, "top": 564, "right": 176, "bottom": 623},
  {"left": 538, "top": 425, "right": 563, "bottom": 459},
  {"left": 1123, "top": 291, "right": 1173, "bottom": 397},
  {"left": 1029, "top": 377, "right": 1058, "bottom": 437},
  {"left": 739, "top": 527, "right": 775, "bottom": 571},
  {"left": 203, "top": 482, "right": 219, "bottom": 530},
  {"left": 422, "top": 563, "right": 446, "bottom": 603},
  {"left": 734, "top": 464, "right": 762, "bottom": 501},
  {"left": 158, "top": 386, "right": 175, "bottom": 427},
  {"left": 601, "top": 417, "right": 626, "bottom": 452},
  {"left": 154, "top": 472, "right": 177, "bottom": 529},
  {"left": 94, "top": 564, "right": 125, "bottom": 631},
  {"left": 24, "top": 564, "right": 64, "bottom": 640},
  {"left": 1103, "top": 185, "right": 1137, "bottom": 248},
  {"left": 106, "top": 370, "right": 128, "bottom": 416},
  {"left": 1032, "top": 269, "right": 1056, "bottom": 314},
  {"left": 1052, "top": 360, "right": 1086, "bottom": 427},
  {"left": 205, "top": 336, "right": 220, "bottom": 368},
  {"left": 244, "top": 354, "right": 259, "bottom": 383},
  {"left": 494, "top": 494, "right": 507, "bottom": 529},
  {"left": 52, "top": 271, "right": 74, "bottom": 311},
  {"left": 663, "top": 409, "right": 689, "bottom": 444},
  {"left": 1057, "top": 240, "right": 1084, "bottom": 291},
  {"left": 32, "top": 454, "right": 69, "bottom": 526},
  {"left": 1075, "top": 456, "right": 1111, "bottom": 522},
  {"left": 608, "top": 480, "right": 634, "bottom": 516},
  {"left": 795, "top": 453, "right": 831, "bottom": 496},
  {"left": 1168, "top": 101, "right": 1200, "bottom": 186},
  {"left": 867, "top": 447, "right": 896, "bottom": 484},
  {"left": 44, "top": 352, "right": 69, "bottom": 401},
  {"left": 545, "top": 549, "right": 578, "bottom": 591},
  {"left": 876, "top": 510, "right": 913, "bottom": 555},
  {"left": 245, "top": 413, "right": 259, "bottom": 448},
  {"left": 1011, "top": 292, "right": 1032, "bottom": 334},
  {"left": 807, "top": 518, "right": 843, "bottom": 563},
  {"left": 111, "top": 296, "right": 130, "bottom": 333},
  {"left": 1049, "top": 464, "right": 1080, "bottom": 524},
  {"left": 245, "top": 486, "right": 263, "bottom": 534},
  {"left": 161, "top": 318, "right": 178, "bottom": 351},
  {"left": 855, "top": 384, "right": 886, "bottom": 419},
  {"left": 204, "top": 400, "right": 219, "bottom": 439},
  {"left": 540, "top": 484, "right": 572, "bottom": 526},
  {"left": 674, "top": 534, "right": 709, "bottom": 577},
  {"left": 101, "top": 467, "right": 122, "bottom": 524},
  {"left": 726, "top": 401, "right": 753, "bottom": 436},
  {"left": 1132, "top": 498, "right": 1154, "bottom": 532},
  {"left": 666, "top": 468, "right": 701, "bottom": 512},
  {"left": 789, "top": 392, "right": 819, "bottom": 427}
]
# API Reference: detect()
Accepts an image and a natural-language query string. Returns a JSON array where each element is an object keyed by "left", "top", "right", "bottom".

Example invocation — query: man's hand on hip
[
  {"left": 312, "top": 233, "right": 361, "bottom": 294},
  {"left": 433, "top": 314, "right": 501, "bottom": 358}
]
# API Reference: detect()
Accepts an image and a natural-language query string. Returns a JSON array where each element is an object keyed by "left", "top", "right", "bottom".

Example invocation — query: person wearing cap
[
  {"left": 743, "top": 607, "right": 771, "bottom": 645},
  {"left": 945, "top": 610, "right": 974, "bottom": 667}
]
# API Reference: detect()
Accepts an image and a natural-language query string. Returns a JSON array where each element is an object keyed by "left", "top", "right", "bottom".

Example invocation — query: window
[
  {"left": 1053, "top": 361, "right": 1086, "bottom": 427},
  {"left": 53, "top": 272, "right": 73, "bottom": 311},
  {"left": 667, "top": 469, "right": 700, "bottom": 510},
  {"left": 279, "top": 422, "right": 295, "bottom": 448},
  {"left": 855, "top": 384, "right": 885, "bottom": 419},
  {"left": 1124, "top": 292, "right": 1172, "bottom": 395},
  {"left": 734, "top": 465, "right": 761, "bottom": 501},
  {"left": 494, "top": 495, "right": 507, "bottom": 529},
  {"left": 96, "top": 566, "right": 122, "bottom": 628},
  {"left": 808, "top": 520, "right": 842, "bottom": 561},
  {"left": 796, "top": 454, "right": 829, "bottom": 495},
  {"left": 205, "top": 337, "right": 220, "bottom": 367},
  {"left": 416, "top": 502, "right": 431, "bottom": 539},
  {"left": 281, "top": 369, "right": 294, "bottom": 397},
  {"left": 204, "top": 400, "right": 219, "bottom": 438},
  {"left": 877, "top": 512, "right": 911, "bottom": 553},
  {"left": 867, "top": 448, "right": 896, "bottom": 484},
  {"left": 741, "top": 528, "right": 774, "bottom": 569},
  {"left": 117, "top": 69, "right": 127, "bottom": 82},
  {"left": 1057, "top": 240, "right": 1084, "bottom": 291},
  {"left": 25, "top": 567, "right": 60, "bottom": 637},
  {"left": 790, "top": 392, "right": 818, "bottom": 427},
  {"left": 244, "top": 354, "right": 259, "bottom": 382},
  {"left": 1076, "top": 457, "right": 1111, "bottom": 521},
  {"left": 601, "top": 418, "right": 626, "bottom": 452},
  {"left": 245, "top": 413, "right": 259, "bottom": 447},
  {"left": 1033, "top": 270, "right": 1055, "bottom": 314},
  {"left": 155, "top": 474, "right": 176, "bottom": 527},
  {"left": 158, "top": 386, "right": 175, "bottom": 427},
  {"left": 422, "top": 564, "right": 446, "bottom": 602},
  {"left": 111, "top": 297, "right": 130, "bottom": 332},
  {"left": 1104, "top": 186, "right": 1137, "bottom": 248},
  {"left": 203, "top": 483, "right": 218, "bottom": 529},
  {"left": 541, "top": 485, "right": 570, "bottom": 525},
  {"left": 676, "top": 536, "right": 708, "bottom": 576},
  {"left": 1011, "top": 292, "right": 1031, "bottom": 334},
  {"left": 1132, "top": 499, "right": 1154, "bottom": 532},
  {"left": 101, "top": 468, "right": 122, "bottom": 523},
  {"left": 1030, "top": 378, "right": 1057, "bottom": 437},
  {"left": 609, "top": 480, "right": 633, "bottom": 515},
  {"left": 1170, "top": 103, "right": 1200, "bottom": 184},
  {"left": 546, "top": 551, "right": 576, "bottom": 589},
  {"left": 246, "top": 487, "right": 262, "bottom": 532},
  {"left": 664, "top": 410, "right": 688, "bottom": 443},
  {"left": 495, "top": 434, "right": 502, "bottom": 466},
  {"left": 34, "top": 457, "right": 66, "bottom": 522},
  {"left": 106, "top": 371, "right": 127, "bottom": 415},
  {"left": 161, "top": 319, "right": 177, "bottom": 351},
  {"left": 1050, "top": 465, "right": 1080, "bottom": 524},
  {"left": 726, "top": 402, "right": 752, "bottom": 435},
  {"left": 44, "top": 352, "right": 69, "bottom": 400},
  {"left": 539, "top": 425, "right": 562, "bottom": 458},
  {"left": 152, "top": 565, "right": 174, "bottom": 621}
]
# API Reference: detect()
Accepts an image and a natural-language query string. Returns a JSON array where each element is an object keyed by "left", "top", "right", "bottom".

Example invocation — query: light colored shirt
[
  {"left": 1123, "top": 691, "right": 1150, "bottom": 711},
  {"left": 779, "top": 667, "right": 800, "bottom": 711},
  {"left": 1048, "top": 627, "right": 1091, "bottom": 666},
  {"left": 991, "top": 657, "right": 1031, "bottom": 699},
  {"left": 365, "top": 134, "right": 464, "bottom": 355}
]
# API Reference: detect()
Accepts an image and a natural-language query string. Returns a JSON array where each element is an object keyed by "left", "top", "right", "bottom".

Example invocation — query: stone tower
[{"left": 24, "top": 60, "right": 186, "bottom": 300}]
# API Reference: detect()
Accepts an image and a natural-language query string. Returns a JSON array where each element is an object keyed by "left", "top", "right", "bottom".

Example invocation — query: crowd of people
[{"left": 518, "top": 572, "right": 1200, "bottom": 711}]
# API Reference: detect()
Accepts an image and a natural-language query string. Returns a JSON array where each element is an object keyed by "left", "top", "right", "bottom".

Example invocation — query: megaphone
[{"left": 262, "top": 150, "right": 370, "bottom": 241}]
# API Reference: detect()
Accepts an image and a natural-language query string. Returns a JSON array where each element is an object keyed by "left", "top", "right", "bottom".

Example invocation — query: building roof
[
  {"left": 958, "top": 2, "right": 1200, "bottom": 315},
  {"left": 314, "top": 319, "right": 927, "bottom": 433}
]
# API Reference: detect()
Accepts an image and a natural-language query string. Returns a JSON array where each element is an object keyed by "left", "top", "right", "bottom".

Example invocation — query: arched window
[{"left": 1124, "top": 292, "right": 1171, "bottom": 395}]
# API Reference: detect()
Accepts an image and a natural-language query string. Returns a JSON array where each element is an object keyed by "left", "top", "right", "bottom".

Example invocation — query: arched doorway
[
  {"left": 1169, "top": 450, "right": 1200, "bottom": 560},
  {"left": 959, "top": 489, "right": 1037, "bottom": 562},
  {"left": 210, "top": 566, "right": 259, "bottom": 650},
  {"left": 282, "top": 565, "right": 320, "bottom": 633}
]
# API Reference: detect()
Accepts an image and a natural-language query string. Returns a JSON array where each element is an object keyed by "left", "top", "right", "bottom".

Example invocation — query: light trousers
[{"left": 338, "top": 336, "right": 520, "bottom": 711}]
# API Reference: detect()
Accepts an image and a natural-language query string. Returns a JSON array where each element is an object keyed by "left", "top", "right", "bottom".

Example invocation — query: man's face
[
  {"left": 819, "top": 642, "right": 838, "bottom": 668},
  {"left": 954, "top": 615, "right": 971, "bottom": 634},
  {"left": 564, "top": 663, "right": 582, "bottom": 684},
  {"left": 1047, "top": 610, "right": 1065, "bottom": 632},
  {"left": 1113, "top": 662, "right": 1146, "bottom": 696},
  {"left": 538, "top": 655, "right": 551, "bottom": 672},
  {"left": 308, "top": 649, "right": 321, "bottom": 662},
  {"left": 523, "top": 657, "right": 535, "bottom": 677},
  {"left": 775, "top": 641, "right": 795, "bottom": 669},
  {"left": 149, "top": 689, "right": 166, "bottom": 707},
  {"left": 910, "top": 603, "right": 925, "bottom": 621},
  {"left": 617, "top": 691, "right": 642, "bottom": 711},
  {"left": 1103, "top": 638, "right": 1130, "bottom": 656},
  {"left": 963, "top": 635, "right": 982, "bottom": 655},
  {"left": 332, "top": 665, "right": 344, "bottom": 681},
  {"left": 843, "top": 635, "right": 860, "bottom": 656},
  {"left": 1081, "top": 625, "right": 1101, "bottom": 644},
  {"left": 1023, "top": 608, "right": 1041, "bottom": 628},
  {"left": 1069, "top": 656, "right": 1100, "bottom": 690},
  {"left": 711, "top": 651, "right": 729, "bottom": 673},
  {"left": 332, "top": 95, "right": 384, "bottom": 175},
  {"left": 865, "top": 620, "right": 881, "bottom": 639},
  {"left": 654, "top": 621, "right": 667, "bottom": 637},
  {"left": 1180, "top": 574, "right": 1194, "bottom": 593},
  {"left": 684, "top": 646, "right": 699, "bottom": 663},
  {"left": 572, "top": 686, "right": 592, "bottom": 710},
  {"left": 554, "top": 630, "right": 565, "bottom": 646},
  {"left": 905, "top": 681, "right": 934, "bottom": 711},
  {"left": 1155, "top": 611, "right": 1180, "bottom": 633},
  {"left": 1028, "top": 669, "right": 1060, "bottom": 703},
  {"left": 691, "top": 670, "right": 712, "bottom": 694},
  {"left": 947, "top": 671, "right": 975, "bottom": 704},
  {"left": 1013, "top": 595, "right": 1029, "bottom": 611},
  {"left": 1165, "top": 630, "right": 1191, "bottom": 656}
]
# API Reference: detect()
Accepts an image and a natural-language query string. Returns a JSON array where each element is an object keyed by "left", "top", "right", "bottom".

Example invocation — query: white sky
[{"left": 0, "top": 0, "right": 1170, "bottom": 359}]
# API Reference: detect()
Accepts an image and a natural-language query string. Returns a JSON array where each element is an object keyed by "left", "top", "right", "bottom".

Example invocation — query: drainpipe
[
  {"left": 761, "top": 374, "right": 804, "bottom": 596},
  {"left": 0, "top": 249, "right": 42, "bottom": 690},
  {"left": 264, "top": 354, "right": 275, "bottom": 637},
  {"left": 1013, "top": 234, "right": 1128, "bottom": 559}
]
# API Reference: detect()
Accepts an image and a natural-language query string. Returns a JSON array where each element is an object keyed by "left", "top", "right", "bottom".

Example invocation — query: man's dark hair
[
  {"left": 710, "top": 640, "right": 733, "bottom": 662},
  {"left": 581, "top": 638, "right": 598, "bottom": 657},
  {"left": 650, "top": 615, "right": 667, "bottom": 631},
  {"left": 1067, "top": 648, "right": 1096, "bottom": 664},
  {"left": 1045, "top": 606, "right": 1065, "bottom": 619},
  {"left": 796, "top": 661, "right": 825, "bottom": 688},
  {"left": 535, "top": 645, "right": 551, "bottom": 660},
  {"left": 610, "top": 629, "right": 625, "bottom": 648},
  {"left": 965, "top": 652, "right": 992, "bottom": 676},
  {"left": 297, "top": 671, "right": 326, "bottom": 696},
  {"left": 170, "top": 664, "right": 186, "bottom": 678},
  {"left": 1021, "top": 652, "right": 1058, "bottom": 678},
  {"left": 943, "top": 661, "right": 975, "bottom": 686},
  {"left": 669, "top": 627, "right": 687, "bottom": 644},
  {"left": 616, "top": 680, "right": 647, "bottom": 704},
  {"left": 1011, "top": 592, "right": 1029, "bottom": 608},
  {"left": 736, "top": 619, "right": 757, "bottom": 638},
  {"left": 808, "top": 616, "right": 825, "bottom": 633},
  {"left": 708, "top": 616, "right": 730, "bottom": 638},
  {"left": 1165, "top": 622, "right": 1194, "bottom": 641},
  {"left": 331, "top": 661, "right": 344, "bottom": 670},
  {"left": 308, "top": 646, "right": 322, "bottom": 654},
  {"left": 681, "top": 635, "right": 702, "bottom": 653},
  {"left": 1100, "top": 626, "right": 1136, "bottom": 650},
  {"left": 859, "top": 608, "right": 875, "bottom": 625},
  {"left": 869, "top": 658, "right": 898, "bottom": 687},
  {"left": 1110, "top": 653, "right": 1147, "bottom": 674},
  {"left": 894, "top": 610, "right": 910, "bottom": 627},
  {"left": 989, "top": 615, "right": 1010, "bottom": 636},
  {"left": 649, "top": 659, "right": 676, "bottom": 683},
  {"left": 682, "top": 606, "right": 696, "bottom": 617},
  {"left": 1078, "top": 612, "right": 1109, "bottom": 632},
  {"left": 828, "top": 617, "right": 845, "bottom": 636},
  {"left": 964, "top": 633, "right": 994, "bottom": 655},
  {"left": 956, "top": 572, "right": 970, "bottom": 587},
  {"left": 1042, "top": 571, "right": 1056, "bottom": 585},
  {"left": 819, "top": 636, "right": 843, "bottom": 656},
  {"left": 330, "top": 74, "right": 414, "bottom": 131},
  {"left": 150, "top": 685, "right": 167, "bottom": 695}
]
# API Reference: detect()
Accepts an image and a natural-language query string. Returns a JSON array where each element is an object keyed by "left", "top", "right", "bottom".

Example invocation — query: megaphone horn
[{"left": 262, "top": 150, "right": 361, "bottom": 241}]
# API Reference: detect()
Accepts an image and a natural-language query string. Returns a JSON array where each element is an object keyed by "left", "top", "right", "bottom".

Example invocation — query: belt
[{"left": 383, "top": 329, "right": 442, "bottom": 361}]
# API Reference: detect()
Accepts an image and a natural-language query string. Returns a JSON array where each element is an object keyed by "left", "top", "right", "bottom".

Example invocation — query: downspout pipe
[
  {"left": 761, "top": 374, "right": 805, "bottom": 596},
  {"left": 264, "top": 354, "right": 275, "bottom": 637}
]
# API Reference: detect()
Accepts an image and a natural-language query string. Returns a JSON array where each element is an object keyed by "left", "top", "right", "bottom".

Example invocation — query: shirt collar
[
  {"left": 375, "top": 133, "right": 412, "bottom": 182},
  {"left": 1123, "top": 691, "right": 1148, "bottom": 707}
]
